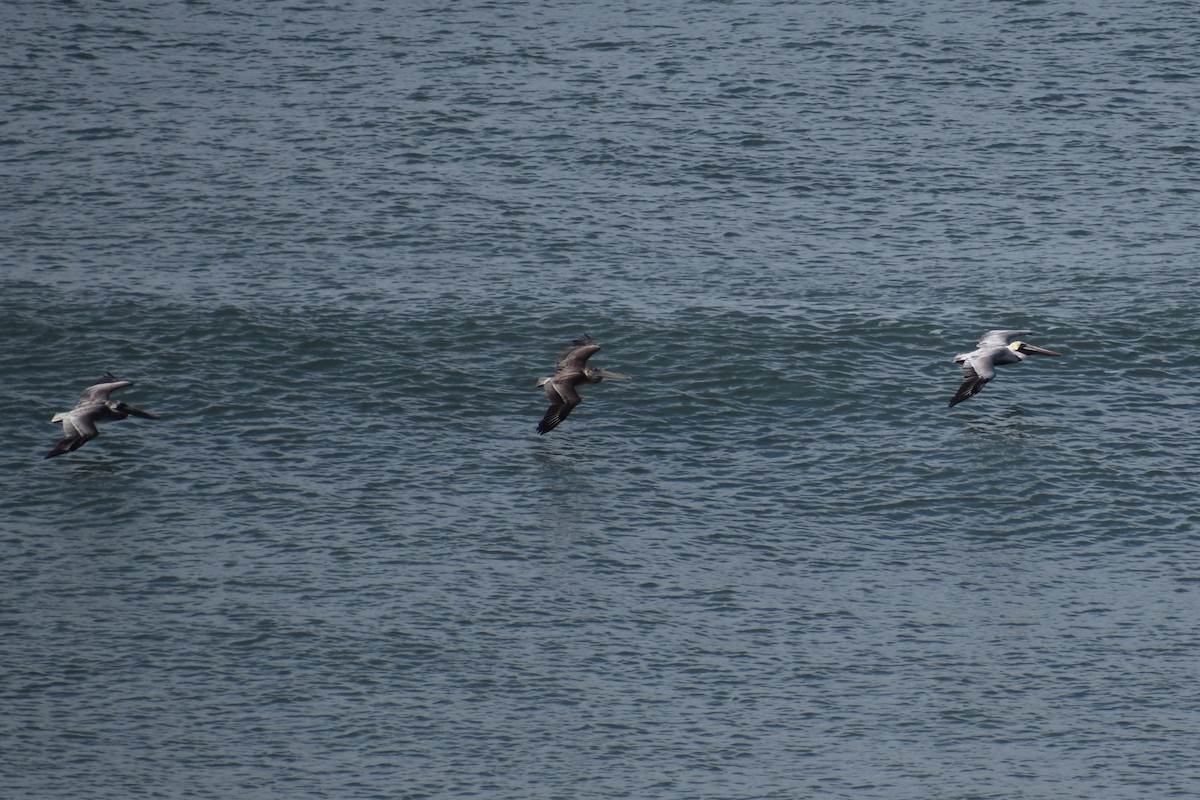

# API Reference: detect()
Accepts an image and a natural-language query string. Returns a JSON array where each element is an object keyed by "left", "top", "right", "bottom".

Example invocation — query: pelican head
[
  {"left": 107, "top": 400, "right": 161, "bottom": 420},
  {"left": 583, "top": 367, "right": 631, "bottom": 383},
  {"left": 1009, "top": 341, "right": 1062, "bottom": 359}
]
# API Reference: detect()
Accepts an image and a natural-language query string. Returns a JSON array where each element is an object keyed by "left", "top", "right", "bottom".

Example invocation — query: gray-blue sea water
[{"left": 2, "top": 1, "right": 1199, "bottom": 798}]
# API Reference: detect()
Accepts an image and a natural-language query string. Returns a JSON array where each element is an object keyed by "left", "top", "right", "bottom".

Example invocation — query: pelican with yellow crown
[{"left": 948, "top": 329, "right": 1062, "bottom": 407}]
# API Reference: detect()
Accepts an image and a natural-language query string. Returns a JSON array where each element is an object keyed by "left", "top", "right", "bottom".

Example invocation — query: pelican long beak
[
  {"left": 596, "top": 370, "right": 631, "bottom": 380},
  {"left": 1020, "top": 343, "right": 1062, "bottom": 357},
  {"left": 125, "top": 405, "right": 161, "bottom": 420}
]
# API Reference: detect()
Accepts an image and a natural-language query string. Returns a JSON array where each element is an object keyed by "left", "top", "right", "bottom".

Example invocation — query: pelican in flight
[
  {"left": 45, "top": 372, "right": 160, "bottom": 458},
  {"left": 536, "top": 335, "right": 630, "bottom": 434},
  {"left": 948, "top": 330, "right": 1061, "bottom": 407}
]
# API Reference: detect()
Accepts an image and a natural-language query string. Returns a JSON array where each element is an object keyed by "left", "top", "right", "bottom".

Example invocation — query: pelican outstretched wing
[
  {"left": 45, "top": 410, "right": 101, "bottom": 458},
  {"left": 537, "top": 375, "right": 583, "bottom": 435},
  {"left": 554, "top": 336, "right": 601, "bottom": 377},
  {"left": 949, "top": 351, "right": 998, "bottom": 407},
  {"left": 977, "top": 330, "right": 1030, "bottom": 348},
  {"left": 75, "top": 377, "right": 134, "bottom": 408}
]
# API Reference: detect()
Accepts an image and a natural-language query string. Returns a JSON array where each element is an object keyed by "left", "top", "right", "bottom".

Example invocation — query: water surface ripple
[{"left": 2, "top": 1, "right": 1199, "bottom": 798}]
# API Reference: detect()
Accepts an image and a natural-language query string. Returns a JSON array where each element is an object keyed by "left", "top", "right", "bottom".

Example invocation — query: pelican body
[
  {"left": 536, "top": 335, "right": 629, "bottom": 434},
  {"left": 949, "top": 330, "right": 1061, "bottom": 407},
  {"left": 46, "top": 373, "right": 160, "bottom": 458}
]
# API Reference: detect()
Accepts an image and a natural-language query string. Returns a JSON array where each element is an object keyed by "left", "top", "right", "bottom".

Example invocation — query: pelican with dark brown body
[
  {"left": 536, "top": 336, "right": 629, "bottom": 434},
  {"left": 45, "top": 373, "right": 161, "bottom": 458}
]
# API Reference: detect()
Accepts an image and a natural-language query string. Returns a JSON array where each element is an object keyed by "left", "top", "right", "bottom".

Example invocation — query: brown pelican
[
  {"left": 949, "top": 330, "right": 1061, "bottom": 407},
  {"left": 45, "top": 372, "right": 160, "bottom": 458},
  {"left": 536, "top": 335, "right": 629, "bottom": 434}
]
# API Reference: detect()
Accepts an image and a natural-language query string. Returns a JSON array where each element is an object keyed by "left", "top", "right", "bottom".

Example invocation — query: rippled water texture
[{"left": 2, "top": 1, "right": 1199, "bottom": 798}]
